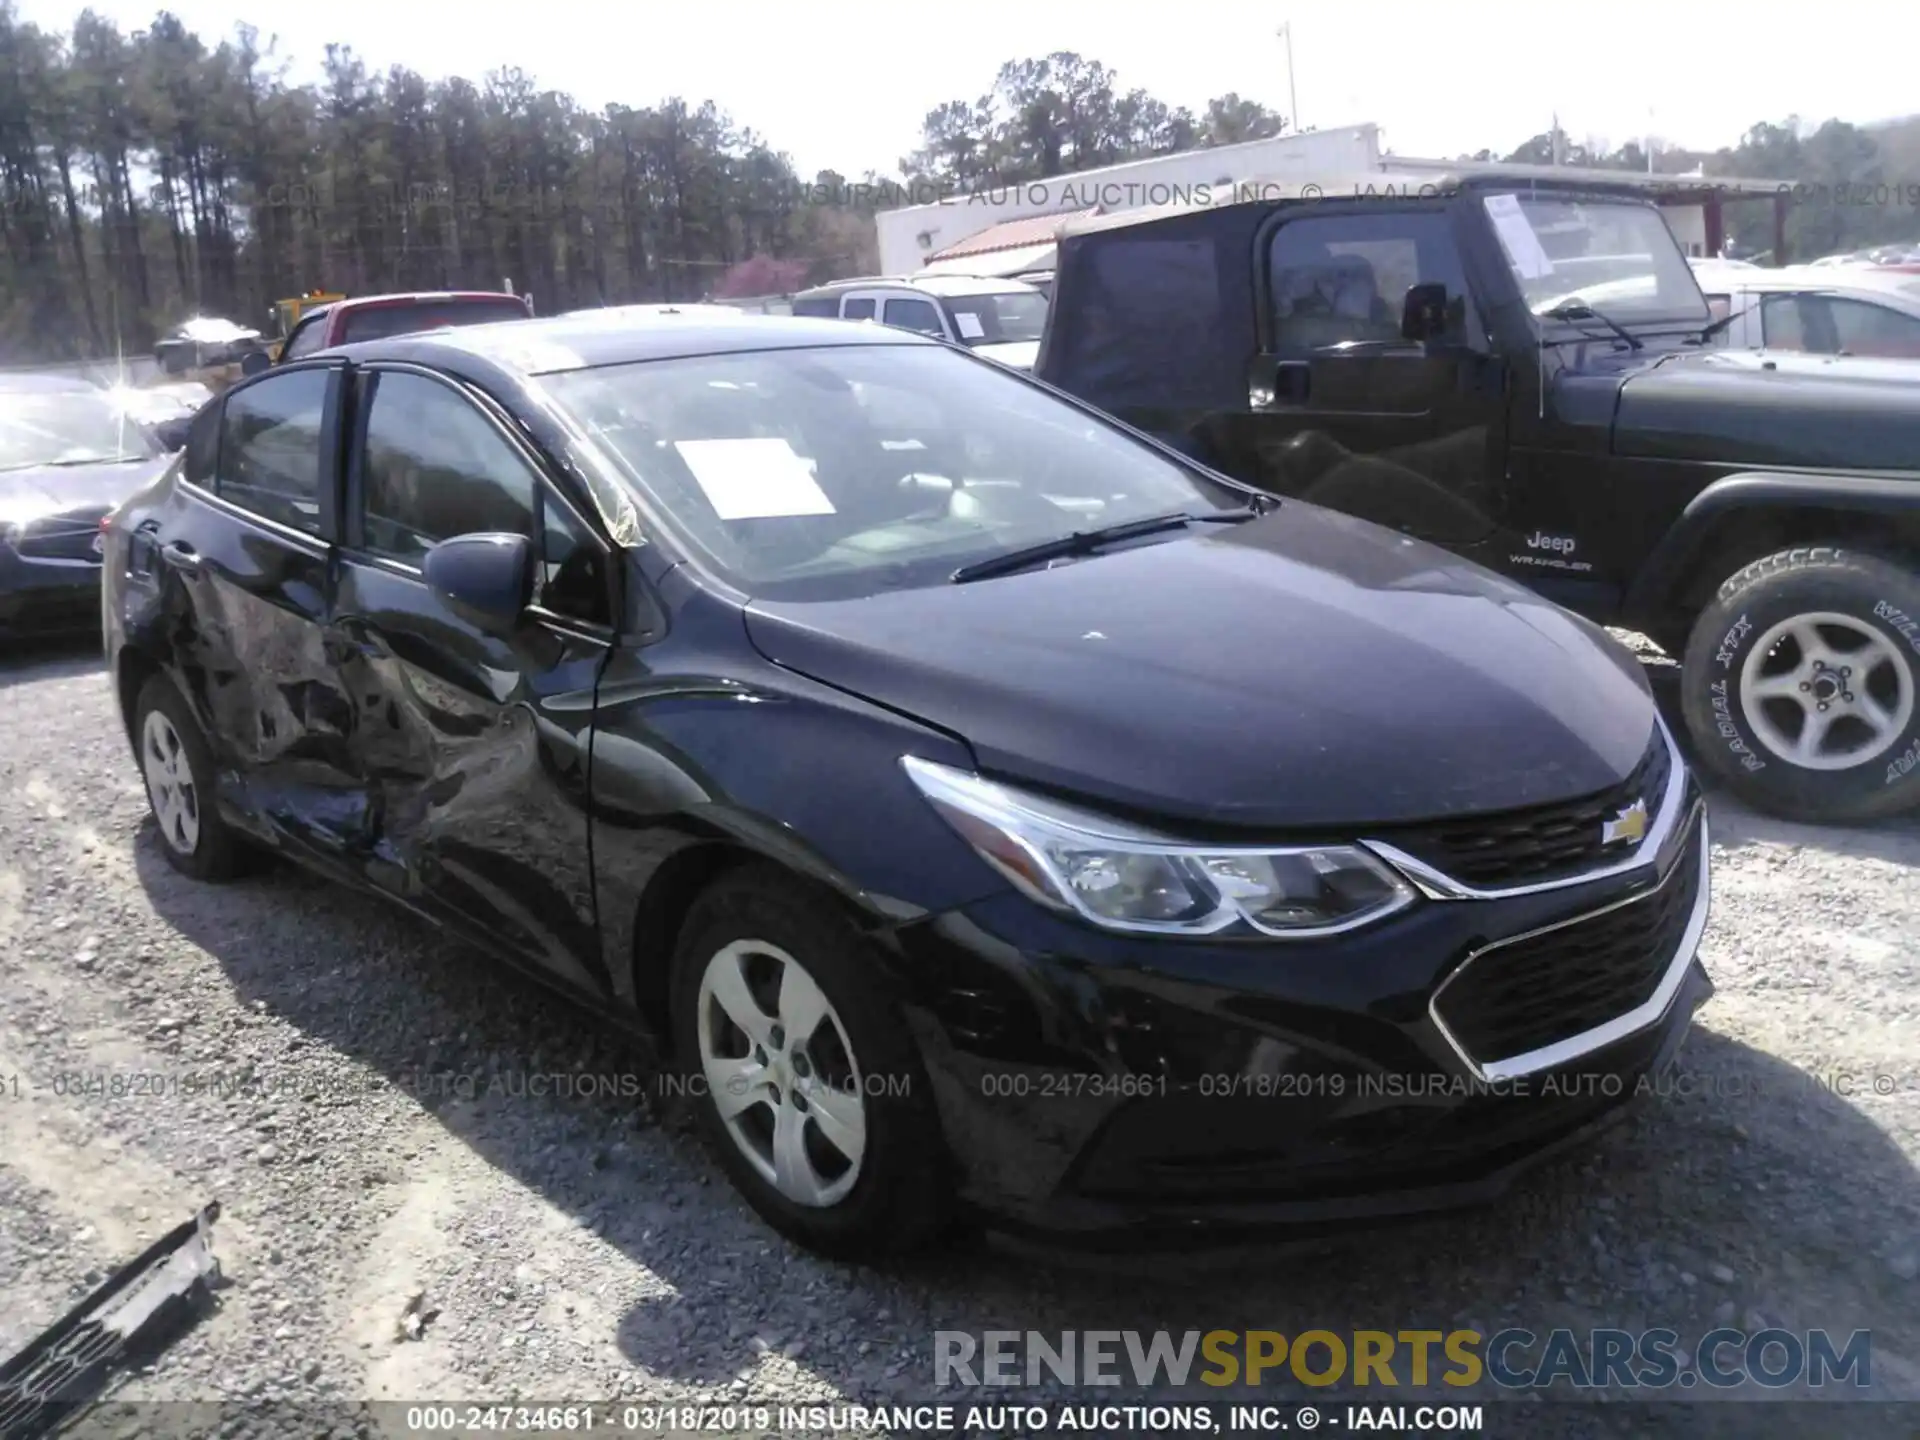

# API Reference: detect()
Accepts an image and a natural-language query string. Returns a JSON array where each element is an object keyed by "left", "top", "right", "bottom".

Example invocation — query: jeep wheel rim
[
  {"left": 695, "top": 939, "right": 866, "bottom": 1208},
  {"left": 1738, "top": 610, "right": 1915, "bottom": 771},
  {"left": 141, "top": 711, "right": 201, "bottom": 854}
]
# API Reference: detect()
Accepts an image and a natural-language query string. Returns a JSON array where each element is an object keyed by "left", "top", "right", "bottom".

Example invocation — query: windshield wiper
[
  {"left": 1695, "top": 303, "right": 1755, "bottom": 344},
  {"left": 0, "top": 455, "right": 148, "bottom": 471},
  {"left": 1542, "top": 301, "right": 1644, "bottom": 351},
  {"left": 950, "top": 505, "right": 1263, "bottom": 584}
]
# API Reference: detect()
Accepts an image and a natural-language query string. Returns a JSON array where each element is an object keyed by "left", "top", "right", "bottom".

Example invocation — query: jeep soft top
[{"left": 1036, "top": 168, "right": 1920, "bottom": 823}]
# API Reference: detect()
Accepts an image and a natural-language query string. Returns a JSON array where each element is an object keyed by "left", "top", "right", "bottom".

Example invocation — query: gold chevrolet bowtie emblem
[{"left": 1601, "top": 798, "right": 1650, "bottom": 847}]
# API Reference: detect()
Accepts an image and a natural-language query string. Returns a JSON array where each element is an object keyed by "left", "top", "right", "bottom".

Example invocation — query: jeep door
[
  {"left": 330, "top": 364, "right": 617, "bottom": 996},
  {"left": 1219, "top": 205, "right": 1507, "bottom": 553},
  {"left": 132, "top": 362, "right": 365, "bottom": 861}
]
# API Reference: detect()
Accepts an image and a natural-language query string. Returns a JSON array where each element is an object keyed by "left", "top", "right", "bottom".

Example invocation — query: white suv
[{"left": 789, "top": 274, "right": 1048, "bottom": 370}]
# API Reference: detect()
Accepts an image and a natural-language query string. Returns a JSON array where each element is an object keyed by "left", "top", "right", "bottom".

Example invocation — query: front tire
[
  {"left": 134, "top": 674, "right": 254, "bottom": 880},
  {"left": 668, "top": 865, "right": 951, "bottom": 1259},
  {"left": 1681, "top": 545, "right": 1920, "bottom": 822}
]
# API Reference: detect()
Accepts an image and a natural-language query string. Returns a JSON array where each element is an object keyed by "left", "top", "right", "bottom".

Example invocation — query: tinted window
[
  {"left": 1268, "top": 211, "right": 1472, "bottom": 352},
  {"left": 842, "top": 297, "right": 876, "bottom": 320},
  {"left": 358, "top": 371, "right": 534, "bottom": 563},
  {"left": 791, "top": 296, "right": 839, "bottom": 318},
  {"left": 1060, "top": 235, "right": 1230, "bottom": 408},
  {"left": 216, "top": 369, "right": 331, "bottom": 535},
  {"left": 541, "top": 495, "right": 610, "bottom": 626},
  {"left": 1827, "top": 298, "right": 1920, "bottom": 358},
  {"left": 282, "top": 314, "right": 331, "bottom": 360},
  {"left": 1760, "top": 294, "right": 1811, "bottom": 351},
  {"left": 339, "top": 299, "right": 530, "bottom": 345},
  {"left": 882, "top": 297, "right": 944, "bottom": 335}
]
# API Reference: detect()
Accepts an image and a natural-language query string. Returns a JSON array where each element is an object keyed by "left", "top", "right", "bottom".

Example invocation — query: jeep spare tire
[{"left": 1682, "top": 545, "right": 1920, "bottom": 822}]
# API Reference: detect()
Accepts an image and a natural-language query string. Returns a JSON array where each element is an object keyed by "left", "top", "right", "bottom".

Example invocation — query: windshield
[
  {"left": 539, "top": 343, "right": 1244, "bottom": 601},
  {"left": 340, "top": 298, "right": 530, "bottom": 344},
  {"left": 941, "top": 290, "right": 1049, "bottom": 346},
  {"left": 0, "top": 390, "right": 155, "bottom": 471},
  {"left": 1485, "top": 195, "right": 1708, "bottom": 326}
]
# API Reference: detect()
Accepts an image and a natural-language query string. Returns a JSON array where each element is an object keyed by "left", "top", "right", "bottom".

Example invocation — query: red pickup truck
[{"left": 245, "top": 291, "right": 534, "bottom": 373}]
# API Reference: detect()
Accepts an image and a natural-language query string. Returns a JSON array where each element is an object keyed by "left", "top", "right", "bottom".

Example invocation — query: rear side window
[
  {"left": 791, "top": 296, "right": 838, "bottom": 318},
  {"left": 842, "top": 297, "right": 876, "bottom": 320},
  {"left": 339, "top": 299, "right": 530, "bottom": 345},
  {"left": 358, "top": 370, "right": 536, "bottom": 562},
  {"left": 882, "top": 297, "right": 943, "bottom": 335},
  {"left": 216, "top": 369, "right": 332, "bottom": 536},
  {"left": 281, "top": 314, "right": 332, "bottom": 361},
  {"left": 1057, "top": 236, "right": 1230, "bottom": 407}
]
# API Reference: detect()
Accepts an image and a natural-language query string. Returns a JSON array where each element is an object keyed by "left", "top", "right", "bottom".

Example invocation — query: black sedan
[
  {"left": 2, "top": 374, "right": 172, "bottom": 636},
  {"left": 102, "top": 314, "right": 1712, "bottom": 1257}
]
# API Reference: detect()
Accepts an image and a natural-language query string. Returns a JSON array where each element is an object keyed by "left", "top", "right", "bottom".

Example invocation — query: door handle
[
  {"left": 1273, "top": 361, "right": 1311, "bottom": 403},
  {"left": 159, "top": 540, "right": 201, "bottom": 574},
  {"left": 322, "top": 618, "right": 387, "bottom": 662}
]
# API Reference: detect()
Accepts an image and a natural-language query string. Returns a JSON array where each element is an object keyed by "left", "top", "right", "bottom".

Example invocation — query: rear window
[{"left": 338, "top": 299, "right": 530, "bottom": 344}]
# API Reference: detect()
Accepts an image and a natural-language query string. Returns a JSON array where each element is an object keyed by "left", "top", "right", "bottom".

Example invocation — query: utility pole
[{"left": 1277, "top": 23, "right": 1299, "bottom": 135}]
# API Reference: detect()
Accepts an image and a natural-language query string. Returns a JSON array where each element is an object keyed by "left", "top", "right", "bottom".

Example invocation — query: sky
[{"left": 18, "top": 0, "right": 1920, "bottom": 179}]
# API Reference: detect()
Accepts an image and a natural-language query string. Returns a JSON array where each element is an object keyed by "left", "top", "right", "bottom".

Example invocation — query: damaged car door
[
  {"left": 140, "top": 362, "right": 361, "bottom": 856},
  {"left": 330, "top": 364, "right": 614, "bottom": 994}
]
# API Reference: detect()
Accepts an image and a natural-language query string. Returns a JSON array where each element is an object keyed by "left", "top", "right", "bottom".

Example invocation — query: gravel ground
[{"left": 0, "top": 638, "right": 1915, "bottom": 1440}]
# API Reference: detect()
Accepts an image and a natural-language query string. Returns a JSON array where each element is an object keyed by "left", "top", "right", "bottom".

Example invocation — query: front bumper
[
  {"left": 883, "top": 785, "right": 1713, "bottom": 1245},
  {"left": 0, "top": 549, "right": 104, "bottom": 636}
]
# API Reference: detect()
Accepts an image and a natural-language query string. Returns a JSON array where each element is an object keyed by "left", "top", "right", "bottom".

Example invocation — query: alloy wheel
[
  {"left": 1737, "top": 610, "right": 1916, "bottom": 770},
  {"left": 695, "top": 939, "right": 867, "bottom": 1208},
  {"left": 142, "top": 709, "right": 201, "bottom": 855}
]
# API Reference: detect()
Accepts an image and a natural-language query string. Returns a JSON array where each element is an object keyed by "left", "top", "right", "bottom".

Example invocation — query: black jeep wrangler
[{"left": 1034, "top": 170, "right": 1920, "bottom": 824}]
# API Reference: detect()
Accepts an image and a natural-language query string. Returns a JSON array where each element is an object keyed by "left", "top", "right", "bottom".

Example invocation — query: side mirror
[
  {"left": 421, "top": 533, "right": 533, "bottom": 634},
  {"left": 239, "top": 350, "right": 272, "bottom": 377},
  {"left": 1401, "top": 282, "right": 1451, "bottom": 342},
  {"left": 153, "top": 416, "right": 192, "bottom": 452}
]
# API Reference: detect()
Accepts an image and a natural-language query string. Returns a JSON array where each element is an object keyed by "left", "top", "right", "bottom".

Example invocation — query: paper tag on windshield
[
  {"left": 1483, "top": 194, "right": 1555, "bottom": 279},
  {"left": 954, "top": 312, "right": 986, "bottom": 340},
  {"left": 673, "top": 438, "right": 836, "bottom": 520}
]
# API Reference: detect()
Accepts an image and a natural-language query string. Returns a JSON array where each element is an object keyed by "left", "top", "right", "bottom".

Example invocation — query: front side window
[
  {"left": 882, "top": 297, "right": 944, "bottom": 335},
  {"left": 1268, "top": 211, "right": 1473, "bottom": 352},
  {"left": 1490, "top": 195, "right": 1707, "bottom": 326},
  {"left": 539, "top": 342, "right": 1246, "bottom": 601},
  {"left": 358, "top": 371, "right": 534, "bottom": 562},
  {"left": 1760, "top": 294, "right": 1813, "bottom": 351},
  {"left": 216, "top": 369, "right": 331, "bottom": 535}
]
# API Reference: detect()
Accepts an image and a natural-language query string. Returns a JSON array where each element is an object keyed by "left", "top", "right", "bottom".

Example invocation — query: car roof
[
  {"left": 1692, "top": 266, "right": 1920, "bottom": 308},
  {"left": 797, "top": 274, "right": 1038, "bottom": 299},
  {"left": 1059, "top": 168, "right": 1704, "bottom": 240},
  {"left": 332, "top": 310, "right": 938, "bottom": 376},
  {"left": 330, "top": 291, "right": 529, "bottom": 312}
]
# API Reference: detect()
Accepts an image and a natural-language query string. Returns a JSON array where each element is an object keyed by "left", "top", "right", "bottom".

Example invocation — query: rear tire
[
  {"left": 1680, "top": 545, "right": 1920, "bottom": 822},
  {"left": 134, "top": 674, "right": 255, "bottom": 881},
  {"left": 668, "top": 865, "right": 951, "bottom": 1259}
]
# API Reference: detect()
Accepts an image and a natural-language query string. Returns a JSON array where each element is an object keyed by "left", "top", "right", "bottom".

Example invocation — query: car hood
[
  {"left": 0, "top": 457, "right": 168, "bottom": 525},
  {"left": 742, "top": 503, "right": 1658, "bottom": 831},
  {"left": 970, "top": 340, "right": 1039, "bottom": 370},
  {"left": 1612, "top": 348, "right": 1920, "bottom": 469}
]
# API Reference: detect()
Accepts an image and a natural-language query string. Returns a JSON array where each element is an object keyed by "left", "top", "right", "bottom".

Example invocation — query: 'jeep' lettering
[
  {"left": 1710, "top": 679, "right": 1766, "bottom": 771},
  {"left": 1525, "top": 531, "right": 1577, "bottom": 554},
  {"left": 1873, "top": 599, "right": 1920, "bottom": 655},
  {"left": 1715, "top": 613, "right": 1752, "bottom": 669}
]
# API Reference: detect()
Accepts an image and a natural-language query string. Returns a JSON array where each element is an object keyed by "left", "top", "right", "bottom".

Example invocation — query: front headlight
[{"left": 902, "top": 756, "right": 1417, "bottom": 938}]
